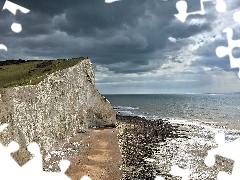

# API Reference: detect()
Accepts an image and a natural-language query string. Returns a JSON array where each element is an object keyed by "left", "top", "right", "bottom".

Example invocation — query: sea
[
  {"left": 104, "top": 93, "right": 240, "bottom": 179},
  {"left": 104, "top": 93, "right": 240, "bottom": 122}
]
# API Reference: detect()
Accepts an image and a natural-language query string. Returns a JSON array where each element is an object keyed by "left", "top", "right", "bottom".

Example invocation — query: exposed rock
[
  {"left": 0, "top": 58, "right": 116, "bottom": 165},
  {"left": 117, "top": 115, "right": 180, "bottom": 179}
]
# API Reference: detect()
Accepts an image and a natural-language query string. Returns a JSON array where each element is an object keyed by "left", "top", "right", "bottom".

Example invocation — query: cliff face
[{"left": 0, "top": 59, "right": 115, "bottom": 164}]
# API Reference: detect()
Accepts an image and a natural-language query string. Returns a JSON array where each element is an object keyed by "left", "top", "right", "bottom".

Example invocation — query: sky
[{"left": 0, "top": 0, "right": 240, "bottom": 94}]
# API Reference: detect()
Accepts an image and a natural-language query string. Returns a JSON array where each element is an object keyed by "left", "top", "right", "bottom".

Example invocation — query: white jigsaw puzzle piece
[
  {"left": 170, "top": 165, "right": 190, "bottom": 180},
  {"left": 80, "top": 175, "right": 92, "bottom": 180},
  {"left": 215, "top": 28, "right": 240, "bottom": 78},
  {"left": 215, "top": 0, "right": 227, "bottom": 12},
  {"left": 0, "top": 123, "right": 9, "bottom": 131},
  {"left": 233, "top": 11, "right": 240, "bottom": 22},
  {"left": 0, "top": 123, "right": 91, "bottom": 179},
  {"left": 2, "top": 1, "right": 30, "bottom": 33},
  {"left": 155, "top": 165, "right": 190, "bottom": 180},
  {"left": 0, "top": 44, "right": 7, "bottom": 51},
  {"left": 41, "top": 160, "right": 72, "bottom": 180},
  {"left": 3, "top": 0, "right": 30, "bottom": 15},
  {"left": 21, "top": 142, "right": 43, "bottom": 178},
  {"left": 174, "top": 0, "right": 211, "bottom": 22},
  {"left": 205, "top": 133, "right": 240, "bottom": 180},
  {"left": 0, "top": 141, "right": 21, "bottom": 179},
  {"left": 41, "top": 165, "right": 70, "bottom": 179},
  {"left": 20, "top": 143, "right": 73, "bottom": 180},
  {"left": 175, "top": 0, "right": 226, "bottom": 22},
  {"left": 1, "top": 1, "right": 30, "bottom": 50},
  {"left": 11, "top": 22, "right": 22, "bottom": 33}
]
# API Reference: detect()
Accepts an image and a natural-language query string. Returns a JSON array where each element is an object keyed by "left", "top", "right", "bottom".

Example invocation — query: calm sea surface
[
  {"left": 104, "top": 93, "right": 240, "bottom": 122},
  {"left": 105, "top": 94, "right": 240, "bottom": 179}
]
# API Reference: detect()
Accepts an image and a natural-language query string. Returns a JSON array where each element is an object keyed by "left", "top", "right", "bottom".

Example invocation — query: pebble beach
[
  {"left": 42, "top": 113, "right": 240, "bottom": 180},
  {"left": 117, "top": 115, "right": 240, "bottom": 180}
]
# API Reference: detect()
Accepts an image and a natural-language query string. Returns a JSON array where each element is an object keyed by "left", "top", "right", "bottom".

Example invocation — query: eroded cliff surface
[{"left": 0, "top": 58, "right": 116, "bottom": 164}]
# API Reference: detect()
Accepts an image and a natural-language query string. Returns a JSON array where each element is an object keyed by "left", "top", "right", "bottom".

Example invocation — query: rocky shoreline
[
  {"left": 117, "top": 115, "right": 240, "bottom": 180},
  {"left": 117, "top": 115, "right": 180, "bottom": 179},
  {"left": 41, "top": 114, "right": 240, "bottom": 180}
]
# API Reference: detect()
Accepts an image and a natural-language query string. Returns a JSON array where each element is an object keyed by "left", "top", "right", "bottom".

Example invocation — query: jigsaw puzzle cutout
[
  {"left": 0, "top": 0, "right": 30, "bottom": 51},
  {"left": 80, "top": 175, "right": 92, "bottom": 180},
  {"left": 215, "top": 27, "right": 240, "bottom": 78},
  {"left": 214, "top": 1, "right": 240, "bottom": 78},
  {"left": 174, "top": 0, "right": 226, "bottom": 22},
  {"left": 3, "top": 0, "right": 30, "bottom": 33},
  {"left": 233, "top": 11, "right": 240, "bottom": 22},
  {"left": 205, "top": 133, "right": 240, "bottom": 180},
  {"left": 155, "top": 165, "right": 190, "bottom": 180},
  {"left": 170, "top": 165, "right": 190, "bottom": 180},
  {"left": 215, "top": 0, "right": 227, "bottom": 13},
  {"left": 0, "top": 123, "right": 91, "bottom": 180},
  {"left": 175, "top": 0, "right": 240, "bottom": 78}
]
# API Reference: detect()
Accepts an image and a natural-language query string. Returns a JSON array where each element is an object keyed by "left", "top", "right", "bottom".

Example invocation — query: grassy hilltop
[{"left": 0, "top": 57, "right": 86, "bottom": 88}]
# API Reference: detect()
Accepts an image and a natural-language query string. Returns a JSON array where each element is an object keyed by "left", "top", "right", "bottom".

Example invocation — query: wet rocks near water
[
  {"left": 117, "top": 115, "right": 238, "bottom": 180},
  {"left": 117, "top": 115, "right": 179, "bottom": 179}
]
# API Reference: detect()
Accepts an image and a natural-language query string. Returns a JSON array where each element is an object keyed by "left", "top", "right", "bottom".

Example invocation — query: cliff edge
[{"left": 0, "top": 58, "right": 116, "bottom": 165}]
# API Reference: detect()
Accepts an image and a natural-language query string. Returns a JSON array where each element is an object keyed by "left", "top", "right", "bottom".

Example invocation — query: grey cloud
[
  {"left": 96, "top": 73, "right": 214, "bottom": 94},
  {"left": 0, "top": 0, "right": 239, "bottom": 80},
  {"left": 191, "top": 28, "right": 237, "bottom": 73}
]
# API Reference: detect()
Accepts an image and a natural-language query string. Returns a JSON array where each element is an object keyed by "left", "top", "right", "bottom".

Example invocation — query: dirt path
[{"left": 65, "top": 128, "right": 122, "bottom": 180}]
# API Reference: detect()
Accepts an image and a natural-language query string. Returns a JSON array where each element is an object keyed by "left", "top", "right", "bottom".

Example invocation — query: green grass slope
[{"left": 0, "top": 57, "right": 86, "bottom": 88}]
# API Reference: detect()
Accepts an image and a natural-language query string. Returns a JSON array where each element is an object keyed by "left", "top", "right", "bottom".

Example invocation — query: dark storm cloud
[
  {"left": 0, "top": 0, "right": 238, "bottom": 79},
  {"left": 0, "top": 0, "right": 216, "bottom": 73}
]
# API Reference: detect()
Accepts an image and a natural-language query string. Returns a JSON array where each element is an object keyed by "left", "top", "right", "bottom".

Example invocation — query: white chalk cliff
[{"left": 0, "top": 58, "right": 116, "bottom": 164}]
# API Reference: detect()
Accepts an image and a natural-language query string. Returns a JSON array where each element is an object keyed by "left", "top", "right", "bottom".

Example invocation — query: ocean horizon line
[{"left": 103, "top": 92, "right": 240, "bottom": 95}]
